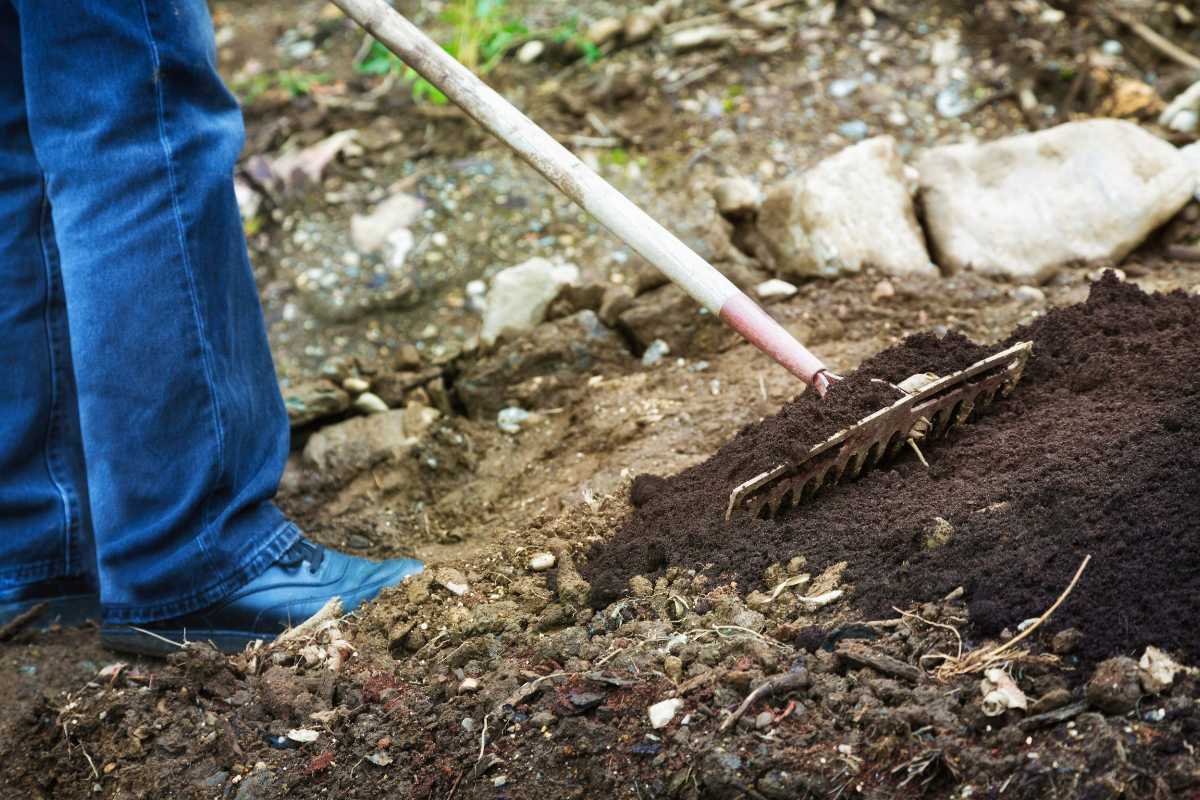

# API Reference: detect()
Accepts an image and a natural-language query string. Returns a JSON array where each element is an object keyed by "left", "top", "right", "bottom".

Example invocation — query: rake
[{"left": 329, "top": 0, "right": 1033, "bottom": 519}]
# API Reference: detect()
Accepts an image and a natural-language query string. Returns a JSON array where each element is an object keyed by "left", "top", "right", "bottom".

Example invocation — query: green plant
[
  {"left": 235, "top": 69, "right": 330, "bottom": 103},
  {"left": 549, "top": 16, "right": 603, "bottom": 65},
  {"left": 355, "top": 0, "right": 528, "bottom": 105}
]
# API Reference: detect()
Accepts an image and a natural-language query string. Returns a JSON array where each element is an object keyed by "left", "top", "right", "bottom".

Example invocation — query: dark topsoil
[
  {"left": 5, "top": 276, "right": 1200, "bottom": 800},
  {"left": 585, "top": 274, "right": 1200, "bottom": 666}
]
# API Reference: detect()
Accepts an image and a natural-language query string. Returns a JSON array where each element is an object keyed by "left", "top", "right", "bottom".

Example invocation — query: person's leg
[
  {"left": 13, "top": 0, "right": 299, "bottom": 622},
  {"left": 11, "top": 0, "right": 420, "bottom": 653},
  {"left": 0, "top": 1, "right": 98, "bottom": 626}
]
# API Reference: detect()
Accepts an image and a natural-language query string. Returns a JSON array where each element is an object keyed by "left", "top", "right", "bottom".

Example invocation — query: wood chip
[
  {"left": 1017, "top": 700, "right": 1089, "bottom": 731},
  {"left": 836, "top": 641, "right": 923, "bottom": 683}
]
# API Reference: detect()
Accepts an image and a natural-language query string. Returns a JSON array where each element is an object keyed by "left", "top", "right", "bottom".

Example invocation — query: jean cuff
[{"left": 101, "top": 517, "right": 301, "bottom": 624}]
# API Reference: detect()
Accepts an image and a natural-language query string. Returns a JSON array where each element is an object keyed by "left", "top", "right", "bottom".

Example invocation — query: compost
[{"left": 585, "top": 274, "right": 1200, "bottom": 665}]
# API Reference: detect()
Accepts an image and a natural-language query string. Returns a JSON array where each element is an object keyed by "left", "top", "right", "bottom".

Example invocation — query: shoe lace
[{"left": 278, "top": 538, "right": 326, "bottom": 574}]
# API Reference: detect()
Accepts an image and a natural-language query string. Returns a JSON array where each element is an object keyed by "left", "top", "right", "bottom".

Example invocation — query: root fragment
[{"left": 931, "top": 555, "right": 1091, "bottom": 679}]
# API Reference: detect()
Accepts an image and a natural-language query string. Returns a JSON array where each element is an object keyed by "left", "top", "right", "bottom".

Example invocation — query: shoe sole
[
  {"left": 100, "top": 626, "right": 271, "bottom": 657},
  {"left": 0, "top": 594, "right": 101, "bottom": 631}
]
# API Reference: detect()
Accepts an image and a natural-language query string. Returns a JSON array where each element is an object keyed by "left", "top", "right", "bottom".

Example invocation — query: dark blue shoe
[
  {"left": 0, "top": 576, "right": 101, "bottom": 630},
  {"left": 99, "top": 538, "right": 422, "bottom": 656}
]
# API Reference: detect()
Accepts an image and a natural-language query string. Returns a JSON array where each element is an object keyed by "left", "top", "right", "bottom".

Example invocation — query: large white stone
[
  {"left": 302, "top": 403, "right": 439, "bottom": 473},
  {"left": 917, "top": 120, "right": 1196, "bottom": 281},
  {"left": 350, "top": 193, "right": 425, "bottom": 253},
  {"left": 480, "top": 258, "right": 579, "bottom": 346},
  {"left": 756, "top": 136, "right": 935, "bottom": 279},
  {"left": 1183, "top": 142, "right": 1200, "bottom": 202}
]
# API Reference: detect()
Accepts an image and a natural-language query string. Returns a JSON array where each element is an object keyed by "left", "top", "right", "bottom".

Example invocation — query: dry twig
[
  {"left": 719, "top": 670, "right": 809, "bottom": 732},
  {"left": 0, "top": 602, "right": 47, "bottom": 641},
  {"left": 1110, "top": 12, "right": 1200, "bottom": 71},
  {"left": 932, "top": 555, "right": 1091, "bottom": 679}
]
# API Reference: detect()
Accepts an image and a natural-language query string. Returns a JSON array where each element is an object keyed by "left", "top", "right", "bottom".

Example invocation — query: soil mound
[{"left": 584, "top": 274, "right": 1200, "bottom": 665}]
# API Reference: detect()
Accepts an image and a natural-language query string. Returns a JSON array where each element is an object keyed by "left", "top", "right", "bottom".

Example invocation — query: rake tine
[{"left": 725, "top": 342, "right": 1033, "bottom": 522}]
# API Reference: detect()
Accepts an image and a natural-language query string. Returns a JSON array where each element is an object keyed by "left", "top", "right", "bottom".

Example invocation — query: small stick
[
  {"left": 719, "top": 670, "right": 808, "bottom": 732},
  {"left": 936, "top": 554, "right": 1090, "bottom": 678},
  {"left": 275, "top": 596, "right": 344, "bottom": 644},
  {"left": 1110, "top": 12, "right": 1200, "bottom": 71},
  {"left": 0, "top": 602, "right": 47, "bottom": 641},
  {"left": 127, "top": 626, "right": 186, "bottom": 649},
  {"left": 907, "top": 439, "right": 930, "bottom": 468},
  {"left": 81, "top": 743, "right": 100, "bottom": 779},
  {"left": 979, "top": 554, "right": 1090, "bottom": 662},
  {"left": 446, "top": 769, "right": 465, "bottom": 800}
]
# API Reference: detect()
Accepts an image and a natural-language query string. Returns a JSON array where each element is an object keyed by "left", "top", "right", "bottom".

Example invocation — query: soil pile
[{"left": 585, "top": 274, "right": 1200, "bottom": 665}]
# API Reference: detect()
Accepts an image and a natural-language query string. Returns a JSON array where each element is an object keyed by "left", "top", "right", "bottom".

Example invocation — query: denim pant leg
[
  {"left": 0, "top": 4, "right": 92, "bottom": 587},
  {"left": 11, "top": 0, "right": 298, "bottom": 622}
]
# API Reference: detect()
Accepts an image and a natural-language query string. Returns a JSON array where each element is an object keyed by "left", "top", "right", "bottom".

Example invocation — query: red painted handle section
[{"left": 719, "top": 293, "right": 833, "bottom": 395}]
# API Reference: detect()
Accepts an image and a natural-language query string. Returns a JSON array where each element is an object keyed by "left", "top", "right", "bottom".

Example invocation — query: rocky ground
[{"left": 3, "top": 1, "right": 1200, "bottom": 798}]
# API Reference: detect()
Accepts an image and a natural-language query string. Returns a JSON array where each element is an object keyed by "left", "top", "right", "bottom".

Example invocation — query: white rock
[
  {"left": 342, "top": 377, "right": 370, "bottom": 394},
  {"left": 713, "top": 177, "right": 762, "bottom": 218},
  {"left": 528, "top": 552, "right": 557, "bottom": 572},
  {"left": 647, "top": 698, "right": 683, "bottom": 729},
  {"left": 1010, "top": 285, "right": 1046, "bottom": 305},
  {"left": 918, "top": 120, "right": 1196, "bottom": 281},
  {"left": 623, "top": 10, "right": 660, "bottom": 43},
  {"left": 301, "top": 407, "right": 438, "bottom": 472},
  {"left": 588, "top": 17, "right": 623, "bottom": 45},
  {"left": 353, "top": 392, "right": 389, "bottom": 415},
  {"left": 458, "top": 677, "right": 481, "bottom": 693},
  {"left": 871, "top": 279, "right": 895, "bottom": 301},
  {"left": 497, "top": 406, "right": 531, "bottom": 434},
  {"left": 516, "top": 40, "right": 544, "bottom": 64},
  {"left": 641, "top": 339, "right": 671, "bottom": 366},
  {"left": 757, "top": 136, "right": 936, "bottom": 279},
  {"left": 480, "top": 258, "right": 579, "bottom": 346},
  {"left": 435, "top": 568, "right": 469, "bottom": 596},
  {"left": 828, "top": 78, "right": 859, "bottom": 98},
  {"left": 350, "top": 193, "right": 425, "bottom": 253},
  {"left": 1160, "top": 80, "right": 1200, "bottom": 133},
  {"left": 1138, "top": 646, "right": 1183, "bottom": 693},
  {"left": 1183, "top": 142, "right": 1200, "bottom": 201},
  {"left": 233, "top": 178, "right": 262, "bottom": 221},
  {"left": 286, "top": 728, "right": 320, "bottom": 743},
  {"left": 755, "top": 279, "right": 798, "bottom": 299}
]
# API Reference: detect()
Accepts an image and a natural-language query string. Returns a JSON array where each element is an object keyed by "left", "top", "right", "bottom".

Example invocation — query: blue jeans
[{"left": 0, "top": 0, "right": 298, "bottom": 622}]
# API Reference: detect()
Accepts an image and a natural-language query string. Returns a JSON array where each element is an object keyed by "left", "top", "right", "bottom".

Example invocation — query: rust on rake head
[{"left": 725, "top": 342, "right": 1033, "bottom": 522}]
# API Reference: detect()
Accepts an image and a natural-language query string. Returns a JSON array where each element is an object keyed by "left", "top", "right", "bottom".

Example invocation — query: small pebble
[
  {"left": 342, "top": 377, "right": 369, "bottom": 394},
  {"left": 497, "top": 406, "right": 530, "bottom": 434},
  {"left": 642, "top": 339, "right": 671, "bottom": 366},
  {"left": 353, "top": 392, "right": 388, "bottom": 414},
  {"left": 838, "top": 120, "right": 869, "bottom": 141},
  {"left": 754, "top": 710, "right": 774, "bottom": 730},
  {"left": 829, "top": 78, "right": 859, "bottom": 98},
  {"left": 872, "top": 279, "right": 895, "bottom": 301},
  {"left": 755, "top": 279, "right": 798, "bottom": 299},
  {"left": 516, "top": 40, "right": 544, "bottom": 63},
  {"left": 648, "top": 698, "right": 683, "bottom": 729},
  {"left": 528, "top": 552, "right": 556, "bottom": 572},
  {"left": 1010, "top": 285, "right": 1046, "bottom": 305},
  {"left": 458, "top": 677, "right": 481, "bottom": 693}
]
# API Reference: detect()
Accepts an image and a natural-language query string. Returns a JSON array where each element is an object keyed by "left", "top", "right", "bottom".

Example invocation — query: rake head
[{"left": 725, "top": 342, "right": 1033, "bottom": 522}]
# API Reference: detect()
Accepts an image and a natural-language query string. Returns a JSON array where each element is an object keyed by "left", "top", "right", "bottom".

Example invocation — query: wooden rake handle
[{"left": 330, "top": 0, "right": 833, "bottom": 393}]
